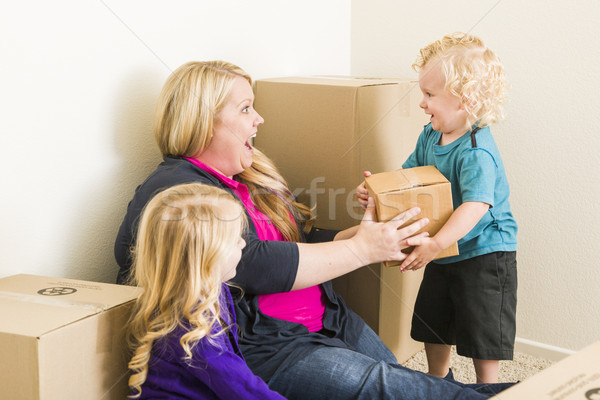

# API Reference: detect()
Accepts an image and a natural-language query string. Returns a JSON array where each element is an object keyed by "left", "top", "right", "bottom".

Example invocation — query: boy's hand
[
  {"left": 399, "top": 202, "right": 490, "bottom": 272},
  {"left": 356, "top": 171, "right": 372, "bottom": 210},
  {"left": 398, "top": 236, "right": 443, "bottom": 272}
]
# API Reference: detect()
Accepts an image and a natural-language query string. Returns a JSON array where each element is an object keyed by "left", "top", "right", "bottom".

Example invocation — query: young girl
[
  {"left": 126, "top": 183, "right": 286, "bottom": 399},
  {"left": 357, "top": 32, "right": 518, "bottom": 383}
]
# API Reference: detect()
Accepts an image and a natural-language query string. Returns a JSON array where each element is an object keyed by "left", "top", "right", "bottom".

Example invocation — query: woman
[{"left": 115, "top": 61, "right": 514, "bottom": 399}]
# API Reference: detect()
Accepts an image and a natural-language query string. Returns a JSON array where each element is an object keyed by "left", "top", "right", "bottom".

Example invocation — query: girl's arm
[
  {"left": 398, "top": 201, "right": 490, "bottom": 272},
  {"left": 186, "top": 341, "right": 286, "bottom": 400}
]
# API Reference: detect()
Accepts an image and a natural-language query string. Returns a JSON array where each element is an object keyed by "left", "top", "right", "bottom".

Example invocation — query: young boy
[{"left": 358, "top": 32, "right": 518, "bottom": 383}]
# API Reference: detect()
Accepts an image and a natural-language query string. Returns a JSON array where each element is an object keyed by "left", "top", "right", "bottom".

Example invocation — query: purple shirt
[
  {"left": 184, "top": 158, "right": 325, "bottom": 332},
  {"left": 137, "top": 284, "right": 286, "bottom": 399}
]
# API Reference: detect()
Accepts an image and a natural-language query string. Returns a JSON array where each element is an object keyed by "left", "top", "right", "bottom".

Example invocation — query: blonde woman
[
  {"left": 115, "top": 60, "right": 514, "bottom": 399},
  {"left": 127, "top": 183, "right": 285, "bottom": 399}
]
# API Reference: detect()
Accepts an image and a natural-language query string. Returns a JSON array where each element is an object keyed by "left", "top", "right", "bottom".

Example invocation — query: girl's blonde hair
[
  {"left": 126, "top": 183, "right": 247, "bottom": 398},
  {"left": 413, "top": 32, "right": 507, "bottom": 127},
  {"left": 154, "top": 60, "right": 314, "bottom": 240}
]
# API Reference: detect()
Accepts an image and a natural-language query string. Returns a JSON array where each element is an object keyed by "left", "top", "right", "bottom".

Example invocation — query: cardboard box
[
  {"left": 491, "top": 341, "right": 600, "bottom": 399},
  {"left": 254, "top": 76, "right": 428, "bottom": 361},
  {"left": 0, "top": 274, "right": 140, "bottom": 400},
  {"left": 365, "top": 165, "right": 459, "bottom": 267},
  {"left": 254, "top": 76, "right": 426, "bottom": 231}
]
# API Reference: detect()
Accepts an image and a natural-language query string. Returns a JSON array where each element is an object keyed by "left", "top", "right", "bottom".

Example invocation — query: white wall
[
  {"left": 351, "top": 0, "right": 600, "bottom": 353},
  {"left": 0, "top": 0, "right": 350, "bottom": 283}
]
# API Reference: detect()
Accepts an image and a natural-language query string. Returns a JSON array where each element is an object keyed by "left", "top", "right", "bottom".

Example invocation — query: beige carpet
[{"left": 403, "top": 346, "right": 554, "bottom": 384}]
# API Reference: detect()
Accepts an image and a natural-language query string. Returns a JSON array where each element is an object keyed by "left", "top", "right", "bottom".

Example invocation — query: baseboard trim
[{"left": 515, "top": 337, "right": 576, "bottom": 361}]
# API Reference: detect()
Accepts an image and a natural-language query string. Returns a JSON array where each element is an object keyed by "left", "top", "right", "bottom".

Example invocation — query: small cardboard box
[
  {"left": 491, "top": 341, "right": 600, "bottom": 399},
  {"left": 365, "top": 165, "right": 459, "bottom": 267},
  {"left": 254, "top": 76, "right": 428, "bottom": 362},
  {"left": 0, "top": 274, "right": 140, "bottom": 400}
]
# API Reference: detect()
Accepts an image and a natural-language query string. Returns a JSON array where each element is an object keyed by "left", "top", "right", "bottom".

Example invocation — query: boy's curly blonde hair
[{"left": 413, "top": 32, "right": 507, "bottom": 127}]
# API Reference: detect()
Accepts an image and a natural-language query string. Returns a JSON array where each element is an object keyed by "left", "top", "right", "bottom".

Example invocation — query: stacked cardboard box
[{"left": 254, "top": 76, "right": 429, "bottom": 362}]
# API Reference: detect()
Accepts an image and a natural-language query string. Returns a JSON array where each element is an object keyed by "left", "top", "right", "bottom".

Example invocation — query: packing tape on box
[
  {"left": 402, "top": 168, "right": 423, "bottom": 188},
  {"left": 0, "top": 290, "right": 110, "bottom": 312}
]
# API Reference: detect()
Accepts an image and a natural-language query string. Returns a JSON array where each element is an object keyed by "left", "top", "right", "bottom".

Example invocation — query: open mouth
[{"left": 245, "top": 133, "right": 256, "bottom": 151}]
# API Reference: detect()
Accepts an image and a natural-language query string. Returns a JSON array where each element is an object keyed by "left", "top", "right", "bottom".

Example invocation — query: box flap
[
  {"left": 0, "top": 274, "right": 139, "bottom": 337},
  {"left": 257, "top": 76, "right": 404, "bottom": 88},
  {"left": 0, "top": 297, "right": 100, "bottom": 337},
  {"left": 366, "top": 166, "right": 449, "bottom": 194},
  {"left": 492, "top": 341, "right": 600, "bottom": 399}
]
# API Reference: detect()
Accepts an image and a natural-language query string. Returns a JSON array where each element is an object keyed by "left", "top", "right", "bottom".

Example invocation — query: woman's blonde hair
[
  {"left": 413, "top": 32, "right": 507, "bottom": 127},
  {"left": 237, "top": 148, "right": 314, "bottom": 240},
  {"left": 154, "top": 60, "right": 314, "bottom": 240},
  {"left": 126, "top": 183, "right": 247, "bottom": 398},
  {"left": 154, "top": 60, "right": 252, "bottom": 158}
]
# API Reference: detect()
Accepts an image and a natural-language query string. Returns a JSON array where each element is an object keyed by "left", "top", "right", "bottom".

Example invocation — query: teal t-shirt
[{"left": 403, "top": 123, "right": 518, "bottom": 263}]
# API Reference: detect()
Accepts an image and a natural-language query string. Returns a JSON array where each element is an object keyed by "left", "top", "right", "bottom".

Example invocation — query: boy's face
[{"left": 418, "top": 60, "right": 470, "bottom": 138}]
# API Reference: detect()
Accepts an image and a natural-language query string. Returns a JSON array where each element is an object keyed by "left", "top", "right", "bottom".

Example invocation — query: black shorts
[{"left": 410, "top": 251, "right": 517, "bottom": 360}]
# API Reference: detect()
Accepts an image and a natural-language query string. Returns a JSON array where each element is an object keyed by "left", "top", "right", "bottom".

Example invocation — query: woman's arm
[{"left": 292, "top": 200, "right": 428, "bottom": 290}]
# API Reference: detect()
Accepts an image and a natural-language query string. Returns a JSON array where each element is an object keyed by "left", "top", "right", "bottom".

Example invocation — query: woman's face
[{"left": 197, "top": 76, "right": 264, "bottom": 177}]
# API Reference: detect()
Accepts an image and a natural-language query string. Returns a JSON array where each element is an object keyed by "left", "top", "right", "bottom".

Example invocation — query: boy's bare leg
[
  {"left": 424, "top": 343, "right": 452, "bottom": 377},
  {"left": 473, "top": 359, "right": 499, "bottom": 383}
]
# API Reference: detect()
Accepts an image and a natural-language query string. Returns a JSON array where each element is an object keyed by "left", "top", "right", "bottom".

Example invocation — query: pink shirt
[{"left": 184, "top": 158, "right": 325, "bottom": 332}]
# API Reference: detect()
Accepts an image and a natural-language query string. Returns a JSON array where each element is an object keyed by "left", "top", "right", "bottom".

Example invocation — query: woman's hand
[
  {"left": 294, "top": 197, "right": 429, "bottom": 290},
  {"left": 349, "top": 198, "right": 429, "bottom": 266},
  {"left": 356, "top": 171, "right": 371, "bottom": 210}
]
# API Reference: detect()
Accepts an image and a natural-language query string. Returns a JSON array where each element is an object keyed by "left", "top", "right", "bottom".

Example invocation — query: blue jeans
[{"left": 268, "top": 323, "right": 514, "bottom": 400}]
